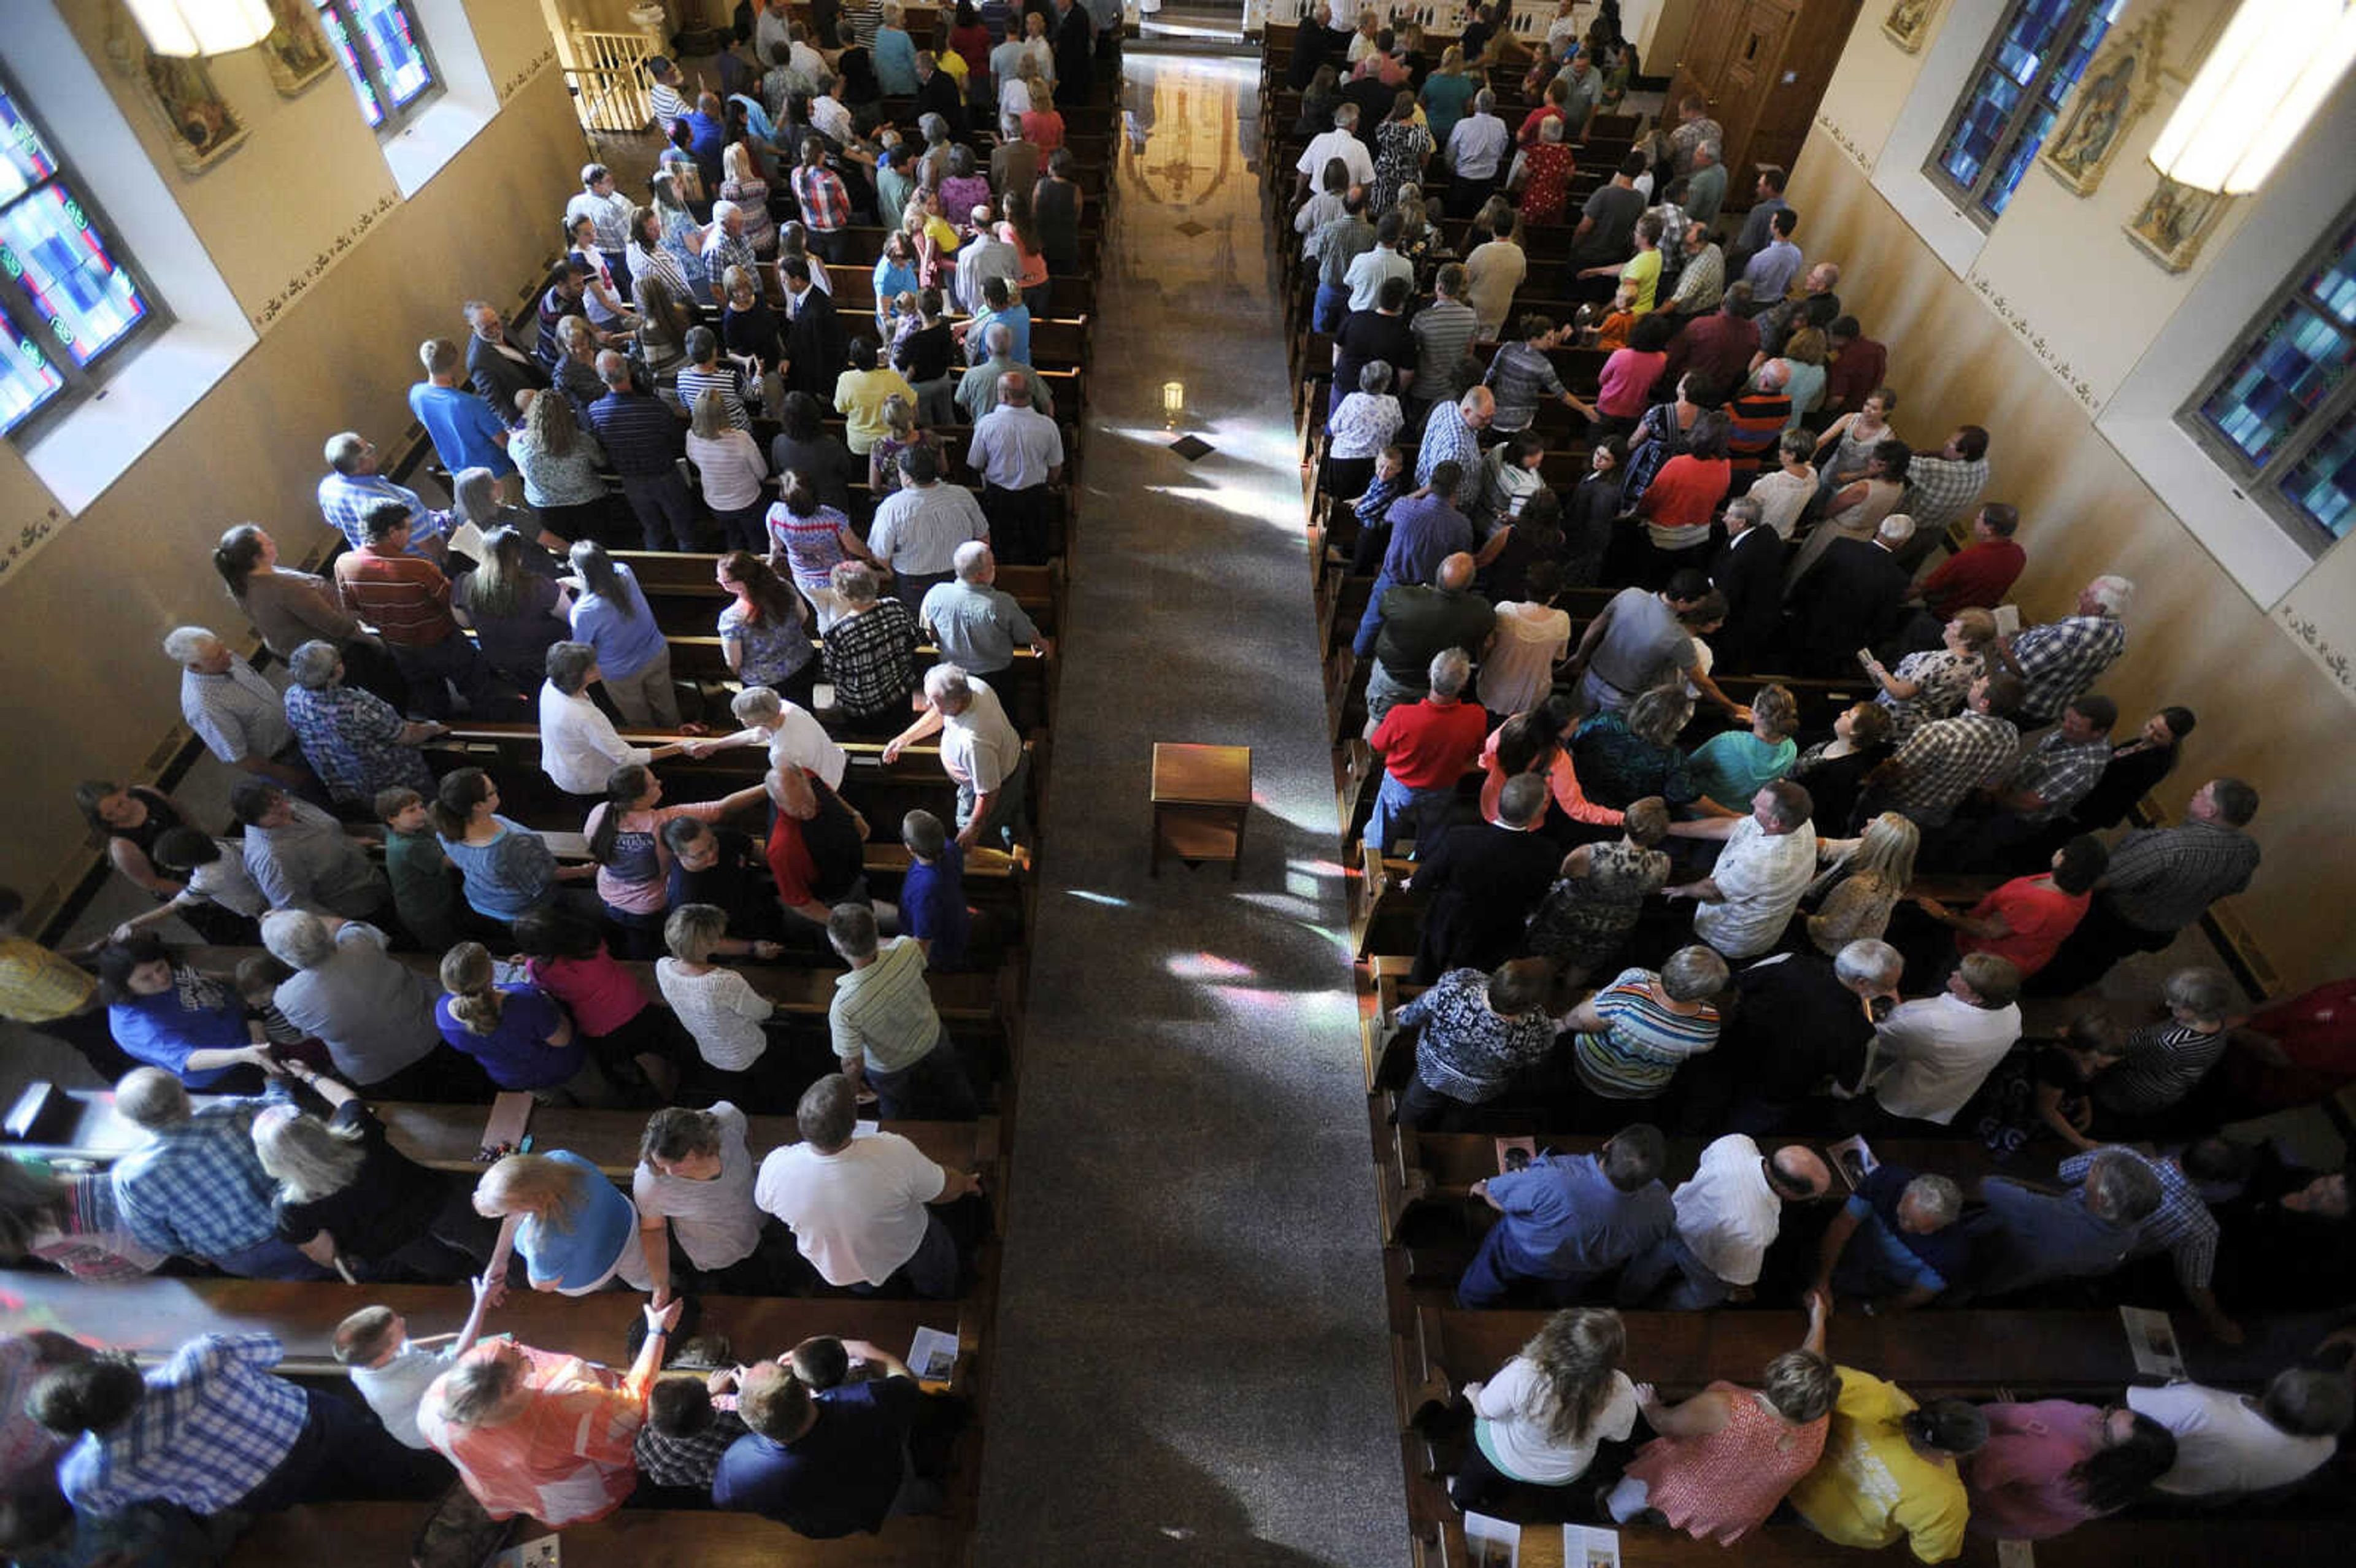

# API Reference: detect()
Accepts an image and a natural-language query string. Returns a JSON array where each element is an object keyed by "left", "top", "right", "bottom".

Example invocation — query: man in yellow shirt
[
  {"left": 0, "top": 885, "right": 123, "bottom": 1077},
  {"left": 1785, "top": 1365, "right": 1982, "bottom": 1562}
]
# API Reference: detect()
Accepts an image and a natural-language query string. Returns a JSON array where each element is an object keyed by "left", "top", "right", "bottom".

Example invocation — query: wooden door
[
  {"left": 1713, "top": 0, "right": 1799, "bottom": 176},
  {"left": 1664, "top": 0, "right": 1746, "bottom": 121}
]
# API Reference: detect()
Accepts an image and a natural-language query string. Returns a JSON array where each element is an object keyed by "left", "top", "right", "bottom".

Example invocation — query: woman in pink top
[
  {"left": 1609, "top": 1293, "right": 1838, "bottom": 1543},
  {"left": 1571, "top": 312, "right": 1677, "bottom": 437},
  {"left": 1965, "top": 1401, "right": 2179, "bottom": 1540},
  {"left": 1476, "top": 705, "right": 1623, "bottom": 833},
  {"left": 514, "top": 907, "right": 688, "bottom": 1104},
  {"left": 582, "top": 765, "right": 770, "bottom": 959}
]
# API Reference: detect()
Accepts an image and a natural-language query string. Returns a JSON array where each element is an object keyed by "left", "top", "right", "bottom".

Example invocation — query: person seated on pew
[
  {"left": 756, "top": 1073, "right": 982, "bottom": 1297},
  {"left": 1661, "top": 779, "right": 1819, "bottom": 964},
  {"left": 472, "top": 1150, "right": 655, "bottom": 1295},
  {"left": 92, "top": 934, "right": 274, "bottom": 1093},
  {"left": 1619, "top": 1133, "right": 1834, "bottom": 1310},
  {"left": 1393, "top": 956, "right": 1558, "bottom": 1131},
  {"left": 34, "top": 1329, "right": 435, "bottom": 1521},
  {"left": 230, "top": 777, "right": 392, "bottom": 923},
  {"left": 1964, "top": 1399, "right": 2179, "bottom": 1541},
  {"left": 828, "top": 902, "right": 979, "bottom": 1120},
  {"left": 417, "top": 1296, "right": 685, "bottom": 1527},
  {"left": 635, "top": 1369, "right": 752, "bottom": 1498},
  {"left": 263, "top": 910, "right": 485, "bottom": 1101},
  {"left": 1862, "top": 952, "right": 2024, "bottom": 1130},
  {"left": 635, "top": 1103, "right": 803, "bottom": 1303},
  {"left": 1785, "top": 1370, "right": 1984, "bottom": 1564},
  {"left": 1607, "top": 1291, "right": 1838, "bottom": 1539},
  {"left": 1365, "top": 648, "right": 1489, "bottom": 858},
  {"left": 1410, "top": 776, "right": 1560, "bottom": 985},
  {"left": 2084, "top": 965, "right": 2234, "bottom": 1139},
  {"left": 1810, "top": 1167, "right": 1972, "bottom": 1316},
  {"left": 333, "top": 1276, "right": 498, "bottom": 1450},
  {"left": 433, "top": 942, "right": 626, "bottom": 1107},
  {"left": 714, "top": 1340, "right": 936, "bottom": 1534},
  {"left": 1459, "top": 1126, "right": 1673, "bottom": 1309},
  {"left": 2127, "top": 1367, "right": 2350, "bottom": 1501},
  {"left": 1969, "top": 1146, "right": 2162, "bottom": 1301}
]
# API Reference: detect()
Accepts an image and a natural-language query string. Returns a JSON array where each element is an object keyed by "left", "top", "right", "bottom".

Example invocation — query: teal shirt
[
  {"left": 1687, "top": 731, "right": 1798, "bottom": 813},
  {"left": 1420, "top": 74, "right": 1476, "bottom": 151},
  {"left": 384, "top": 828, "right": 459, "bottom": 940}
]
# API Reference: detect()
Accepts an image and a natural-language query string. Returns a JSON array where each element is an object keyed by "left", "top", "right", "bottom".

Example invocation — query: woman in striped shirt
[
  {"left": 1567, "top": 947, "right": 1728, "bottom": 1100},
  {"left": 675, "top": 326, "right": 755, "bottom": 432}
]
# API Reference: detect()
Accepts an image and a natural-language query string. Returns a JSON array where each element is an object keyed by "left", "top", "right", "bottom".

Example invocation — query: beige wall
[
  {"left": 1796, "top": 1, "right": 2355, "bottom": 990},
  {"left": 0, "top": 1, "right": 581, "bottom": 915}
]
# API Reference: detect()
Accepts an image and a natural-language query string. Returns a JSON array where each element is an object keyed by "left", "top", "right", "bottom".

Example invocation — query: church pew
[
  {"left": 1415, "top": 1518, "right": 2349, "bottom": 1568},
  {"left": 627, "top": 550, "right": 1063, "bottom": 637},
  {"left": 231, "top": 1505, "right": 961, "bottom": 1568}
]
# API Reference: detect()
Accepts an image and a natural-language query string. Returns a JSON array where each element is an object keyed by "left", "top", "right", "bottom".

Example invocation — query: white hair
[
  {"left": 1834, "top": 938, "right": 1903, "bottom": 990},
  {"left": 161, "top": 626, "right": 219, "bottom": 663},
  {"left": 261, "top": 909, "right": 337, "bottom": 970},
  {"left": 923, "top": 663, "right": 974, "bottom": 710},
  {"left": 1428, "top": 648, "right": 1472, "bottom": 698},
  {"left": 953, "top": 540, "right": 991, "bottom": 581},
  {"left": 731, "top": 686, "right": 783, "bottom": 724},
  {"left": 1876, "top": 513, "right": 1917, "bottom": 547},
  {"left": 1903, "top": 1174, "right": 1963, "bottom": 1226},
  {"left": 287, "top": 640, "right": 343, "bottom": 689},
  {"left": 711, "top": 199, "right": 740, "bottom": 223},
  {"left": 2085, "top": 575, "right": 2135, "bottom": 617}
]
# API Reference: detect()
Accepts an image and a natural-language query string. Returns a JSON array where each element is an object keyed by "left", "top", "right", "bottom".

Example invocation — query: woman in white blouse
[
  {"left": 656, "top": 902, "right": 788, "bottom": 1109},
  {"left": 1428, "top": 1307, "right": 1642, "bottom": 1514}
]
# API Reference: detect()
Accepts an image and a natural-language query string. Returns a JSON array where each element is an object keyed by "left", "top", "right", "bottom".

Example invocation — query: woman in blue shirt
[
  {"left": 872, "top": 5, "right": 922, "bottom": 93},
  {"left": 433, "top": 942, "right": 619, "bottom": 1105},
  {"left": 430, "top": 767, "right": 593, "bottom": 928},
  {"left": 1685, "top": 684, "right": 1801, "bottom": 815},
  {"left": 472, "top": 1148, "right": 653, "bottom": 1294},
  {"left": 568, "top": 540, "right": 680, "bottom": 728},
  {"left": 97, "top": 935, "right": 271, "bottom": 1090}
]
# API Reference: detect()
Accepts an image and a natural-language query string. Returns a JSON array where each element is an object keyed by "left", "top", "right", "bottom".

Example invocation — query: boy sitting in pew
[{"left": 334, "top": 1273, "right": 499, "bottom": 1451}]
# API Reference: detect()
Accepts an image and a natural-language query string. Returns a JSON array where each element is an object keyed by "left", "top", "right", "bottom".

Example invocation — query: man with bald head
[
  {"left": 1619, "top": 1133, "right": 1834, "bottom": 1309},
  {"left": 1417, "top": 386, "right": 1495, "bottom": 488},
  {"left": 1365, "top": 551, "right": 1495, "bottom": 725},
  {"left": 920, "top": 542, "right": 1049, "bottom": 675},
  {"left": 965, "top": 371, "right": 1064, "bottom": 566},
  {"left": 955, "top": 322, "right": 1053, "bottom": 424},
  {"left": 582, "top": 349, "right": 697, "bottom": 548}
]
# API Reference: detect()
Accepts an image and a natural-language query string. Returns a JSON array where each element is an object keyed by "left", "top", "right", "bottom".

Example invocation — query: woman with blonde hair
[
  {"left": 687, "top": 387, "right": 772, "bottom": 553},
  {"left": 867, "top": 394, "right": 937, "bottom": 499},
  {"left": 1806, "top": 812, "right": 1920, "bottom": 952},
  {"left": 433, "top": 941, "right": 620, "bottom": 1105},
  {"left": 550, "top": 315, "right": 605, "bottom": 412},
  {"left": 1443, "top": 1307, "right": 1642, "bottom": 1513},
  {"left": 509, "top": 391, "right": 612, "bottom": 544},
  {"left": 473, "top": 1149, "right": 653, "bottom": 1294},
  {"left": 253, "top": 1062, "right": 498, "bottom": 1281},
  {"left": 632, "top": 262, "right": 698, "bottom": 377},
  {"left": 655, "top": 902, "right": 786, "bottom": 1105},
  {"left": 717, "top": 142, "right": 776, "bottom": 254},
  {"left": 1687, "top": 683, "right": 1801, "bottom": 815},
  {"left": 1419, "top": 44, "right": 1475, "bottom": 153}
]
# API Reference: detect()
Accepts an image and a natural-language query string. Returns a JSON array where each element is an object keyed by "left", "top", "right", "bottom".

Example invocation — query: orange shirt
[
  {"left": 417, "top": 1345, "right": 653, "bottom": 1524},
  {"left": 334, "top": 547, "right": 458, "bottom": 647}
]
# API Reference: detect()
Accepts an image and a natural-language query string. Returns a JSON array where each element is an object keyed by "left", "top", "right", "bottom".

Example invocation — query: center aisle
[{"left": 974, "top": 51, "right": 1410, "bottom": 1568}]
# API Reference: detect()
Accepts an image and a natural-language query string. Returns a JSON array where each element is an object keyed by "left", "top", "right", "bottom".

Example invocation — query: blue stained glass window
[
  {"left": 314, "top": 0, "right": 387, "bottom": 126},
  {"left": 0, "top": 86, "right": 59, "bottom": 206},
  {"left": 314, "top": 0, "right": 435, "bottom": 132},
  {"left": 0, "top": 184, "right": 150, "bottom": 369},
  {"left": 2278, "top": 411, "right": 2356, "bottom": 543},
  {"left": 1932, "top": 0, "right": 2124, "bottom": 223},
  {"left": 0, "top": 304, "right": 64, "bottom": 434}
]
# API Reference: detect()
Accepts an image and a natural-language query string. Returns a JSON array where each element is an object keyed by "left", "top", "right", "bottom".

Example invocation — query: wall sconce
[
  {"left": 121, "top": 0, "right": 275, "bottom": 56},
  {"left": 1163, "top": 380, "right": 1185, "bottom": 424},
  {"left": 2148, "top": 0, "right": 2356, "bottom": 193}
]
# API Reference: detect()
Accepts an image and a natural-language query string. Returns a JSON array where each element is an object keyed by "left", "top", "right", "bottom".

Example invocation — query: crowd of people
[
  {"left": 0, "top": 3, "right": 1118, "bottom": 1560},
  {"left": 1274, "top": 1, "right": 2352, "bottom": 1554}
]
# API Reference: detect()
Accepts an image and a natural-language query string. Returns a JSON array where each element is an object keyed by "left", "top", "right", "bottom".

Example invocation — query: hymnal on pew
[
  {"left": 1463, "top": 1512, "right": 1519, "bottom": 1568},
  {"left": 1493, "top": 1137, "right": 1536, "bottom": 1174},
  {"left": 1562, "top": 1524, "right": 1621, "bottom": 1568},
  {"left": 1827, "top": 1135, "right": 1879, "bottom": 1192},
  {"left": 910, "top": 1324, "right": 960, "bottom": 1391},
  {"left": 2120, "top": 1306, "right": 2188, "bottom": 1378}
]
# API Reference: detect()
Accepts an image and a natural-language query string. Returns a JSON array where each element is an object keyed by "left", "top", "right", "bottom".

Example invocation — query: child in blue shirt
[{"left": 899, "top": 809, "right": 971, "bottom": 971}]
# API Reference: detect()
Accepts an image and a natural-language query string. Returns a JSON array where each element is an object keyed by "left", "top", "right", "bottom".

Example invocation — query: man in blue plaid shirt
[
  {"left": 2001, "top": 575, "right": 2131, "bottom": 726},
  {"left": 39, "top": 1332, "right": 433, "bottom": 1516},
  {"left": 109, "top": 1069, "right": 330, "bottom": 1280},
  {"left": 317, "top": 431, "right": 448, "bottom": 559}
]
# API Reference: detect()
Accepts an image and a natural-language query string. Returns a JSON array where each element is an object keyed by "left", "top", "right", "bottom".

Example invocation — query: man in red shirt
[
  {"left": 1363, "top": 648, "right": 1488, "bottom": 856},
  {"left": 2221, "top": 977, "right": 2356, "bottom": 1113},
  {"left": 1660, "top": 285, "right": 1760, "bottom": 399},
  {"left": 764, "top": 764, "right": 869, "bottom": 929},
  {"left": 331, "top": 503, "right": 518, "bottom": 720},
  {"left": 1916, "top": 504, "right": 2027, "bottom": 618},
  {"left": 1819, "top": 315, "right": 1889, "bottom": 420},
  {"left": 1909, "top": 833, "right": 2105, "bottom": 982}
]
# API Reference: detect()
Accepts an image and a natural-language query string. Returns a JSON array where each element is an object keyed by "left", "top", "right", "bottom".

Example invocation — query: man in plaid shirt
[
  {"left": 1957, "top": 694, "right": 2117, "bottom": 866},
  {"left": 109, "top": 1069, "right": 330, "bottom": 1280},
  {"left": 703, "top": 200, "right": 760, "bottom": 298},
  {"left": 792, "top": 137, "right": 853, "bottom": 263},
  {"left": 2003, "top": 576, "right": 2131, "bottom": 725},
  {"left": 634, "top": 1371, "right": 751, "bottom": 1490},
  {"left": 2037, "top": 777, "right": 2263, "bottom": 995},
  {"left": 1878, "top": 671, "right": 2024, "bottom": 829},
  {"left": 2055, "top": 1145, "right": 2239, "bottom": 1342},
  {"left": 42, "top": 1332, "right": 426, "bottom": 1516},
  {"left": 1894, "top": 424, "right": 1990, "bottom": 569},
  {"left": 317, "top": 431, "right": 448, "bottom": 559}
]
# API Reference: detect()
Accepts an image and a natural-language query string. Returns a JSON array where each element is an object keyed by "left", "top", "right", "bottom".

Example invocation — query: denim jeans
[
  {"left": 1366, "top": 772, "right": 1453, "bottom": 857},
  {"left": 1615, "top": 1232, "right": 1736, "bottom": 1310}
]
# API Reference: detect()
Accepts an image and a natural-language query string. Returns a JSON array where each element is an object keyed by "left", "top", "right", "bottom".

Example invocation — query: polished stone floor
[{"left": 970, "top": 50, "right": 1413, "bottom": 1568}]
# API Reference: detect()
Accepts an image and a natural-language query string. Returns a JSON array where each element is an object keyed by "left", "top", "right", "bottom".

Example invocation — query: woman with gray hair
[
  {"left": 1564, "top": 943, "right": 1730, "bottom": 1102},
  {"left": 252, "top": 1060, "right": 499, "bottom": 1280},
  {"left": 281, "top": 640, "right": 445, "bottom": 812},
  {"left": 261, "top": 909, "right": 481, "bottom": 1101},
  {"left": 820, "top": 560, "right": 920, "bottom": 736},
  {"left": 1325, "top": 359, "right": 1403, "bottom": 501},
  {"left": 655, "top": 902, "right": 788, "bottom": 1105},
  {"left": 451, "top": 465, "right": 571, "bottom": 557},
  {"left": 1571, "top": 687, "right": 1702, "bottom": 811}
]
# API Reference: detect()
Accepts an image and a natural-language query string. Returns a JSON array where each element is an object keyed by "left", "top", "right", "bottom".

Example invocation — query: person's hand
[
  {"left": 706, "top": 1366, "right": 739, "bottom": 1394},
  {"left": 2209, "top": 1316, "right": 2247, "bottom": 1347},
  {"left": 678, "top": 721, "right": 710, "bottom": 737},
  {"left": 479, "top": 1272, "right": 508, "bottom": 1309},
  {"left": 645, "top": 1297, "right": 686, "bottom": 1335},
  {"left": 853, "top": 1082, "right": 880, "bottom": 1105},
  {"left": 839, "top": 1338, "right": 884, "bottom": 1363},
  {"left": 1633, "top": 1382, "right": 1658, "bottom": 1409},
  {"left": 1804, "top": 1286, "right": 1831, "bottom": 1321},
  {"left": 1729, "top": 704, "right": 1754, "bottom": 725},
  {"left": 752, "top": 940, "right": 785, "bottom": 960},
  {"left": 682, "top": 737, "right": 715, "bottom": 758},
  {"left": 110, "top": 920, "right": 139, "bottom": 943},
  {"left": 1469, "top": 1178, "right": 1489, "bottom": 1200},
  {"left": 649, "top": 1280, "right": 673, "bottom": 1312},
  {"left": 1906, "top": 894, "right": 1944, "bottom": 914},
  {"left": 882, "top": 737, "right": 906, "bottom": 763}
]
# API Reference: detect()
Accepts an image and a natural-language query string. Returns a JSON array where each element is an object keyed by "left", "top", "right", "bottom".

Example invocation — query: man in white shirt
[
  {"left": 884, "top": 666, "right": 1029, "bottom": 851},
  {"left": 1868, "top": 954, "right": 2024, "bottom": 1124},
  {"left": 869, "top": 445, "right": 992, "bottom": 614},
  {"left": 966, "top": 372, "right": 1065, "bottom": 566},
  {"left": 2128, "top": 1371, "right": 2349, "bottom": 1497},
  {"left": 1665, "top": 781, "right": 1818, "bottom": 960},
  {"left": 1618, "top": 1133, "right": 1831, "bottom": 1309},
  {"left": 635, "top": 1103, "right": 796, "bottom": 1302},
  {"left": 1343, "top": 211, "right": 1415, "bottom": 314},
  {"left": 692, "top": 684, "right": 849, "bottom": 790},
  {"left": 1296, "top": 103, "right": 1376, "bottom": 205},
  {"left": 753, "top": 1074, "right": 981, "bottom": 1297},
  {"left": 1444, "top": 91, "right": 1512, "bottom": 218},
  {"left": 164, "top": 627, "right": 308, "bottom": 788},
  {"left": 537, "top": 642, "right": 689, "bottom": 796}
]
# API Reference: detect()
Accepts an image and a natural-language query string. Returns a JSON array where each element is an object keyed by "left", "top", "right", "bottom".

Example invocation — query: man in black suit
[
  {"left": 1784, "top": 514, "right": 1915, "bottom": 676},
  {"left": 463, "top": 300, "right": 549, "bottom": 425},
  {"left": 911, "top": 50, "right": 968, "bottom": 140},
  {"left": 1410, "top": 774, "right": 1560, "bottom": 984},
  {"left": 1052, "top": 0, "right": 1095, "bottom": 107},
  {"left": 1708, "top": 494, "right": 1785, "bottom": 674}
]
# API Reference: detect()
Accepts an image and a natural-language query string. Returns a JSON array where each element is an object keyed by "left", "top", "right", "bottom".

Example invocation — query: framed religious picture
[
  {"left": 2039, "top": 11, "right": 2170, "bottom": 196},
  {"left": 261, "top": 0, "right": 337, "bottom": 96},
  {"left": 2125, "top": 175, "right": 2233, "bottom": 272},
  {"left": 1881, "top": 0, "right": 1947, "bottom": 54},
  {"left": 102, "top": 2, "right": 248, "bottom": 173}
]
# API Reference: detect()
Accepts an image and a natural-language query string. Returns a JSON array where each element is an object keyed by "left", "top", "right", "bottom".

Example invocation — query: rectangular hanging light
[
  {"left": 121, "top": 0, "right": 276, "bottom": 58},
  {"left": 2149, "top": 0, "right": 2356, "bottom": 193}
]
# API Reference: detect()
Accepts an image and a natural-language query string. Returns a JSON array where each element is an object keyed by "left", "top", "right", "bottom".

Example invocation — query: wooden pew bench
[{"left": 1415, "top": 1518, "right": 2347, "bottom": 1568}]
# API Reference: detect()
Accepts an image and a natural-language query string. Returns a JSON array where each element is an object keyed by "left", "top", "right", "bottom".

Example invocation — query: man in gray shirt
[
  {"left": 229, "top": 778, "right": 388, "bottom": 920},
  {"left": 966, "top": 372, "right": 1065, "bottom": 565},
  {"left": 261, "top": 910, "right": 448, "bottom": 1095},
  {"left": 868, "top": 445, "right": 991, "bottom": 615},
  {"left": 1410, "top": 264, "right": 1481, "bottom": 418},
  {"left": 953, "top": 206, "right": 1020, "bottom": 315},
  {"left": 922, "top": 542, "right": 1049, "bottom": 674},
  {"left": 955, "top": 323, "right": 1054, "bottom": 424},
  {"left": 1564, "top": 572, "right": 1746, "bottom": 720}
]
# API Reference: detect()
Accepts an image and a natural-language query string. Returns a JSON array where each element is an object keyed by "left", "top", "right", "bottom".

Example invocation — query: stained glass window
[
  {"left": 0, "top": 72, "right": 158, "bottom": 436},
  {"left": 313, "top": 0, "right": 437, "bottom": 134},
  {"left": 2187, "top": 216, "right": 2356, "bottom": 551},
  {"left": 1930, "top": 0, "right": 2125, "bottom": 224}
]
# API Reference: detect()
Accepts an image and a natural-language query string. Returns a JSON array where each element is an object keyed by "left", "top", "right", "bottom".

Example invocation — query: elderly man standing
[
  {"left": 869, "top": 444, "right": 991, "bottom": 614},
  {"left": 229, "top": 777, "right": 388, "bottom": 919},
  {"left": 1785, "top": 513, "right": 1915, "bottom": 675},
  {"left": 262, "top": 909, "right": 469, "bottom": 1099},
  {"left": 922, "top": 542, "right": 1049, "bottom": 675},
  {"left": 1365, "top": 552, "right": 1495, "bottom": 726},
  {"left": 966, "top": 371, "right": 1064, "bottom": 566},
  {"left": 1972, "top": 1148, "right": 2162, "bottom": 1299},
  {"left": 1712, "top": 940, "right": 1901, "bottom": 1134},
  {"left": 1866, "top": 953, "right": 2023, "bottom": 1126},
  {"left": 1417, "top": 386, "right": 1495, "bottom": 488},
  {"left": 1619, "top": 1133, "right": 1833, "bottom": 1309},
  {"left": 1297, "top": 100, "right": 1376, "bottom": 206},
  {"left": 280, "top": 641, "right": 444, "bottom": 810},
  {"left": 1458, "top": 1123, "right": 1675, "bottom": 1307},
  {"left": 1665, "top": 219, "right": 1726, "bottom": 317},
  {"left": 1364, "top": 648, "right": 1488, "bottom": 856},
  {"left": 2036, "top": 777, "right": 2263, "bottom": 995},
  {"left": 1684, "top": 137, "right": 1729, "bottom": 231},
  {"left": 463, "top": 299, "right": 549, "bottom": 423},
  {"left": 1665, "top": 780, "right": 1819, "bottom": 961},
  {"left": 162, "top": 626, "right": 310, "bottom": 788},
  {"left": 105, "top": 1067, "right": 328, "bottom": 1278},
  {"left": 826, "top": 902, "right": 977, "bottom": 1120},
  {"left": 1411, "top": 775, "right": 1560, "bottom": 983},
  {"left": 755, "top": 1074, "right": 981, "bottom": 1297},
  {"left": 1444, "top": 90, "right": 1512, "bottom": 218},
  {"left": 583, "top": 350, "right": 697, "bottom": 550},
  {"left": 955, "top": 321, "right": 1054, "bottom": 423},
  {"left": 317, "top": 432, "right": 448, "bottom": 559},
  {"left": 1811, "top": 1166, "right": 1970, "bottom": 1313},
  {"left": 2001, "top": 575, "right": 2131, "bottom": 728},
  {"left": 1896, "top": 425, "right": 1993, "bottom": 569},
  {"left": 884, "top": 664, "right": 1029, "bottom": 851},
  {"left": 333, "top": 502, "right": 514, "bottom": 721}
]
